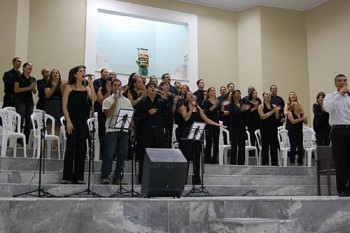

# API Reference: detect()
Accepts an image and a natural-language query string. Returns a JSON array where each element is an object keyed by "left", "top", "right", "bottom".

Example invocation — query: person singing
[
  {"left": 258, "top": 92, "right": 280, "bottom": 166},
  {"left": 61, "top": 65, "right": 96, "bottom": 184},
  {"left": 134, "top": 82, "right": 171, "bottom": 183},
  {"left": 324, "top": 74, "right": 350, "bottom": 196},
  {"left": 100, "top": 79, "right": 133, "bottom": 185},
  {"left": 178, "top": 91, "right": 224, "bottom": 185}
]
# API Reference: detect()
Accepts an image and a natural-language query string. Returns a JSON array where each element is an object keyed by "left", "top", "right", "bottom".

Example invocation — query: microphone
[{"left": 121, "top": 114, "right": 128, "bottom": 130}]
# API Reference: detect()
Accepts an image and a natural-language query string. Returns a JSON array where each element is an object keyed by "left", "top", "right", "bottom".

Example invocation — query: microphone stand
[
  {"left": 109, "top": 114, "right": 140, "bottom": 197},
  {"left": 65, "top": 112, "right": 102, "bottom": 197},
  {"left": 14, "top": 111, "right": 55, "bottom": 197},
  {"left": 185, "top": 125, "right": 212, "bottom": 197}
]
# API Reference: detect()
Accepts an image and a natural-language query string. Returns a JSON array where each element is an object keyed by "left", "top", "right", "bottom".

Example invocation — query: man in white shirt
[
  {"left": 100, "top": 79, "right": 133, "bottom": 185},
  {"left": 324, "top": 74, "right": 350, "bottom": 196}
]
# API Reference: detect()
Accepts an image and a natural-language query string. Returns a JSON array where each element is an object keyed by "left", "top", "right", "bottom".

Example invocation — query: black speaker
[{"left": 141, "top": 148, "right": 188, "bottom": 198}]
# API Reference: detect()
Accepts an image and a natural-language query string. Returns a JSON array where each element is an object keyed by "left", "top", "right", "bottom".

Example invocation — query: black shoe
[
  {"left": 192, "top": 176, "right": 201, "bottom": 185},
  {"left": 204, "top": 157, "right": 211, "bottom": 164},
  {"left": 112, "top": 179, "right": 128, "bottom": 185},
  {"left": 102, "top": 178, "right": 110, "bottom": 185},
  {"left": 61, "top": 180, "right": 71, "bottom": 184},
  {"left": 76, "top": 180, "right": 86, "bottom": 185},
  {"left": 210, "top": 158, "right": 218, "bottom": 164}
]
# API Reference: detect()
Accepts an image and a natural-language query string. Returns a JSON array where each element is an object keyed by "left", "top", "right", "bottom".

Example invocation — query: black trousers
[
  {"left": 330, "top": 127, "right": 350, "bottom": 194},
  {"left": 260, "top": 127, "right": 279, "bottom": 166},
  {"left": 230, "top": 127, "right": 246, "bottom": 165},
  {"left": 288, "top": 130, "right": 304, "bottom": 164},
  {"left": 63, "top": 121, "right": 88, "bottom": 182},
  {"left": 136, "top": 126, "right": 165, "bottom": 182},
  {"left": 180, "top": 139, "right": 202, "bottom": 182},
  {"left": 204, "top": 125, "right": 219, "bottom": 163},
  {"left": 315, "top": 127, "right": 331, "bottom": 146}
]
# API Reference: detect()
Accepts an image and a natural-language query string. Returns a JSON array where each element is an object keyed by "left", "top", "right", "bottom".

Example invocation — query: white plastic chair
[
  {"left": 31, "top": 112, "right": 61, "bottom": 159},
  {"left": 28, "top": 109, "right": 46, "bottom": 147},
  {"left": 87, "top": 117, "right": 100, "bottom": 161},
  {"left": 2, "top": 107, "right": 16, "bottom": 112},
  {"left": 303, "top": 129, "right": 317, "bottom": 167},
  {"left": 218, "top": 127, "right": 231, "bottom": 165},
  {"left": 254, "top": 129, "right": 262, "bottom": 165},
  {"left": 59, "top": 116, "right": 67, "bottom": 156},
  {"left": 0, "top": 109, "right": 27, "bottom": 158},
  {"left": 277, "top": 129, "right": 289, "bottom": 166},
  {"left": 171, "top": 124, "right": 179, "bottom": 149},
  {"left": 245, "top": 130, "right": 258, "bottom": 165}
]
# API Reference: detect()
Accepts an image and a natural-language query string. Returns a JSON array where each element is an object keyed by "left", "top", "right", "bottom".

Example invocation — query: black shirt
[
  {"left": 3, "top": 69, "right": 20, "bottom": 95},
  {"left": 135, "top": 95, "right": 170, "bottom": 128},
  {"left": 203, "top": 99, "right": 220, "bottom": 122},
  {"left": 193, "top": 89, "right": 205, "bottom": 107},
  {"left": 270, "top": 95, "right": 285, "bottom": 124},
  {"left": 14, "top": 74, "right": 36, "bottom": 104},
  {"left": 37, "top": 78, "right": 49, "bottom": 99}
]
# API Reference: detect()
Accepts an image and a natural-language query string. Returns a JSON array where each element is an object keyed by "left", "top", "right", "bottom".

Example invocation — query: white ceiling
[{"left": 177, "top": 0, "right": 328, "bottom": 11}]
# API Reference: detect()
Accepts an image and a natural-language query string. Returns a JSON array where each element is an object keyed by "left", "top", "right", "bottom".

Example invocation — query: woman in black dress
[
  {"left": 227, "top": 90, "right": 249, "bottom": 165},
  {"left": 246, "top": 89, "right": 261, "bottom": 151},
  {"left": 179, "top": 91, "right": 224, "bottom": 184},
  {"left": 312, "top": 92, "right": 331, "bottom": 145},
  {"left": 44, "top": 69, "right": 64, "bottom": 141},
  {"left": 258, "top": 92, "right": 280, "bottom": 166},
  {"left": 61, "top": 65, "right": 96, "bottom": 184},
  {"left": 287, "top": 102, "right": 308, "bottom": 166},
  {"left": 203, "top": 87, "right": 220, "bottom": 164}
]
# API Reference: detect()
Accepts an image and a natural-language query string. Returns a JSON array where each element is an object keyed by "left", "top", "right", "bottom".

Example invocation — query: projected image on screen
[{"left": 97, "top": 11, "right": 188, "bottom": 79}]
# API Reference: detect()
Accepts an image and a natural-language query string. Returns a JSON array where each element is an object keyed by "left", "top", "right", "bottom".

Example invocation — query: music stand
[
  {"left": 107, "top": 108, "right": 140, "bottom": 197},
  {"left": 185, "top": 122, "right": 212, "bottom": 197}
]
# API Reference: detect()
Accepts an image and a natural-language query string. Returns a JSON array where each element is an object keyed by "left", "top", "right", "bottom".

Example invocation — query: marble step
[
  {"left": 1, "top": 196, "right": 349, "bottom": 233},
  {"left": 0, "top": 157, "right": 317, "bottom": 175},
  {"left": 2, "top": 170, "right": 320, "bottom": 188},
  {"left": 0, "top": 183, "right": 322, "bottom": 197},
  {"left": 0, "top": 169, "right": 320, "bottom": 185},
  {"left": 210, "top": 218, "right": 293, "bottom": 233}
]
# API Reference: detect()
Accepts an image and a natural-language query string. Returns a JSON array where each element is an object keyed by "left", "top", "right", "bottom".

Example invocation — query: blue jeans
[{"left": 101, "top": 131, "right": 129, "bottom": 180}]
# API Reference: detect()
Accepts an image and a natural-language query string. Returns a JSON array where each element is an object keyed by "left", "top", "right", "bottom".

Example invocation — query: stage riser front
[
  {"left": 0, "top": 197, "right": 349, "bottom": 233},
  {"left": 0, "top": 183, "right": 337, "bottom": 198}
]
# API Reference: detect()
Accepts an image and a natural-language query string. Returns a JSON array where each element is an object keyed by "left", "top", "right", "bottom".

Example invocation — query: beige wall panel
[
  {"left": 307, "top": 0, "right": 350, "bottom": 108},
  {"left": 261, "top": 7, "right": 309, "bottom": 118},
  {"left": 0, "top": 0, "right": 19, "bottom": 100},
  {"left": 27, "top": 0, "right": 86, "bottom": 81},
  {"left": 237, "top": 7, "right": 263, "bottom": 94}
]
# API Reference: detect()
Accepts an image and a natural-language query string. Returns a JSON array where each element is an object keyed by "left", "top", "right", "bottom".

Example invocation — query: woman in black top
[
  {"left": 258, "top": 92, "right": 280, "bottom": 166},
  {"left": 61, "top": 65, "right": 96, "bottom": 184},
  {"left": 179, "top": 91, "right": 224, "bottom": 184},
  {"left": 44, "top": 69, "right": 64, "bottom": 140},
  {"left": 287, "top": 102, "right": 308, "bottom": 166},
  {"left": 227, "top": 90, "right": 249, "bottom": 165},
  {"left": 246, "top": 89, "right": 261, "bottom": 151},
  {"left": 220, "top": 91, "right": 234, "bottom": 145},
  {"left": 312, "top": 92, "right": 331, "bottom": 145},
  {"left": 284, "top": 91, "right": 304, "bottom": 130},
  {"left": 203, "top": 87, "right": 220, "bottom": 164},
  {"left": 173, "top": 84, "right": 190, "bottom": 143},
  {"left": 14, "top": 62, "right": 37, "bottom": 142}
]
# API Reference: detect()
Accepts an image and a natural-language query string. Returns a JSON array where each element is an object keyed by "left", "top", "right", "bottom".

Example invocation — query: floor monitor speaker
[{"left": 141, "top": 148, "right": 188, "bottom": 198}]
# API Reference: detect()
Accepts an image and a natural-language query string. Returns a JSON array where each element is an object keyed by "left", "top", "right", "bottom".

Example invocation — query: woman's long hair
[{"left": 68, "top": 65, "right": 85, "bottom": 85}]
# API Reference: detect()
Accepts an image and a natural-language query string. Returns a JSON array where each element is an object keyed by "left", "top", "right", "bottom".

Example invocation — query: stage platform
[
  {"left": 0, "top": 149, "right": 343, "bottom": 233},
  {"left": 0, "top": 196, "right": 349, "bottom": 233}
]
